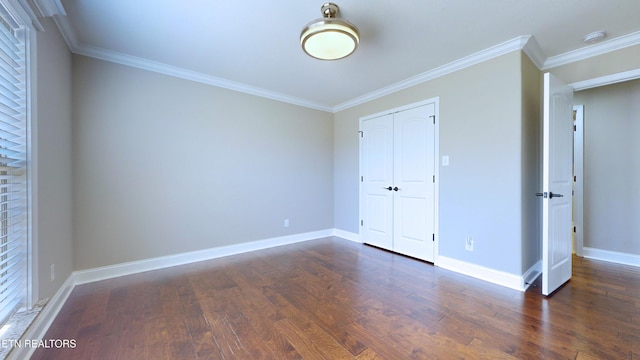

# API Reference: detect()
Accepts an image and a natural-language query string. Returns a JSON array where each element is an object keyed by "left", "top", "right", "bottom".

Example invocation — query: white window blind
[{"left": 0, "top": 5, "right": 27, "bottom": 325}]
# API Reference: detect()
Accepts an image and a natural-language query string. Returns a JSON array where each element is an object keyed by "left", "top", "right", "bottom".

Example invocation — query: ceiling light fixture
[
  {"left": 300, "top": 3, "right": 359, "bottom": 60},
  {"left": 583, "top": 30, "right": 607, "bottom": 44}
]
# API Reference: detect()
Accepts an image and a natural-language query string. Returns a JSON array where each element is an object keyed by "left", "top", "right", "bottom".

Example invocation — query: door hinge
[
  {"left": 433, "top": 175, "right": 435, "bottom": 183},
  {"left": 574, "top": 125, "right": 577, "bottom": 131},
  {"left": 359, "top": 131, "right": 363, "bottom": 138},
  {"left": 574, "top": 175, "right": 577, "bottom": 182},
  {"left": 430, "top": 115, "right": 435, "bottom": 124},
  {"left": 360, "top": 220, "right": 363, "bottom": 226},
  {"left": 432, "top": 234, "right": 435, "bottom": 241},
  {"left": 361, "top": 176, "right": 363, "bottom": 182},
  {"left": 573, "top": 226, "right": 576, "bottom": 233}
]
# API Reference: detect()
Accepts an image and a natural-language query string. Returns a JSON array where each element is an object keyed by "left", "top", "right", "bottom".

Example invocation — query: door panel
[
  {"left": 361, "top": 114, "right": 394, "bottom": 250},
  {"left": 393, "top": 105, "right": 435, "bottom": 262},
  {"left": 542, "top": 72, "right": 574, "bottom": 296},
  {"left": 397, "top": 196, "right": 427, "bottom": 240}
]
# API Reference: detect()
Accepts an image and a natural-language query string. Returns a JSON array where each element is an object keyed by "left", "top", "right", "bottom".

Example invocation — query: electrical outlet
[
  {"left": 465, "top": 237, "right": 474, "bottom": 251},
  {"left": 50, "top": 264, "right": 55, "bottom": 282},
  {"left": 284, "top": 219, "right": 289, "bottom": 228}
]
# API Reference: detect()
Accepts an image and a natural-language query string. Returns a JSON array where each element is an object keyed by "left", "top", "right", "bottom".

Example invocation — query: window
[{"left": 0, "top": 4, "right": 28, "bottom": 325}]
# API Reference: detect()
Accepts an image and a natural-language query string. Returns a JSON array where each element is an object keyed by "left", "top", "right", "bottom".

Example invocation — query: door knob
[
  {"left": 549, "top": 192, "right": 563, "bottom": 198},
  {"left": 384, "top": 186, "right": 393, "bottom": 191},
  {"left": 393, "top": 187, "right": 399, "bottom": 191}
]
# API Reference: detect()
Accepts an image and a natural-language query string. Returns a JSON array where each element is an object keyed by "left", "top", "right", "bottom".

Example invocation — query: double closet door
[{"left": 360, "top": 103, "right": 436, "bottom": 262}]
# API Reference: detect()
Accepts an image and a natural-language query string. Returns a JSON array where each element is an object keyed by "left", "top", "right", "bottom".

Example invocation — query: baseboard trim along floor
[
  {"left": 21, "top": 231, "right": 640, "bottom": 358},
  {"left": 11, "top": 228, "right": 354, "bottom": 360},
  {"left": 436, "top": 256, "right": 541, "bottom": 291}
]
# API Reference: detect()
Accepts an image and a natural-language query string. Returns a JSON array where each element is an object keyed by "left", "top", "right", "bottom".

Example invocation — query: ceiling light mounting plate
[{"left": 321, "top": 3, "right": 339, "bottom": 18}]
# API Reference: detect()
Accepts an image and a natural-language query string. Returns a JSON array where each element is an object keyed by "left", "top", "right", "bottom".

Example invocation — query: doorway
[{"left": 571, "top": 76, "right": 640, "bottom": 265}]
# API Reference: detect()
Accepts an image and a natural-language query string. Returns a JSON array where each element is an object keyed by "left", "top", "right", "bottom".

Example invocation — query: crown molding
[
  {"left": 333, "top": 36, "right": 536, "bottom": 112},
  {"left": 50, "top": 8, "right": 78, "bottom": 50},
  {"left": 46, "top": 6, "right": 640, "bottom": 113},
  {"left": 50, "top": 11, "right": 332, "bottom": 112},
  {"left": 47, "top": 7, "right": 333, "bottom": 112},
  {"left": 3, "top": 0, "right": 44, "bottom": 31},
  {"left": 75, "top": 44, "right": 334, "bottom": 112},
  {"left": 10, "top": 0, "right": 66, "bottom": 32},
  {"left": 542, "top": 30, "right": 640, "bottom": 70},
  {"left": 32, "top": 0, "right": 66, "bottom": 17},
  {"left": 50, "top": 9, "right": 537, "bottom": 114},
  {"left": 521, "top": 35, "right": 546, "bottom": 69},
  {"left": 570, "top": 68, "right": 640, "bottom": 91}
]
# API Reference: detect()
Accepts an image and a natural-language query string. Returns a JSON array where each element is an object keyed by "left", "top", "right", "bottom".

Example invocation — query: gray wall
[
  {"left": 334, "top": 51, "right": 537, "bottom": 275},
  {"left": 35, "top": 18, "right": 74, "bottom": 300},
  {"left": 520, "top": 54, "right": 542, "bottom": 273},
  {"left": 574, "top": 79, "right": 640, "bottom": 255},
  {"left": 72, "top": 56, "right": 334, "bottom": 270}
]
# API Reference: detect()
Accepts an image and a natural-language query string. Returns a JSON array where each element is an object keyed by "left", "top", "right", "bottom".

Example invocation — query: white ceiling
[{"left": 51, "top": 0, "right": 640, "bottom": 111}]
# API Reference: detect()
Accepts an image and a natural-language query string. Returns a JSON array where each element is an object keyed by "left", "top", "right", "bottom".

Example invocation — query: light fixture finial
[{"left": 321, "top": 3, "right": 338, "bottom": 18}]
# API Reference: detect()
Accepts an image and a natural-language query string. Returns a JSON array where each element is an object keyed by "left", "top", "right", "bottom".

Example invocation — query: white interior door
[
  {"left": 392, "top": 105, "right": 436, "bottom": 262},
  {"left": 542, "top": 72, "right": 574, "bottom": 296},
  {"left": 361, "top": 114, "right": 394, "bottom": 250}
]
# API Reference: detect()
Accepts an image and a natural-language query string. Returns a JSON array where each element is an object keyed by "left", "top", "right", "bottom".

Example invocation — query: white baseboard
[
  {"left": 522, "top": 261, "right": 541, "bottom": 290},
  {"left": 436, "top": 256, "right": 536, "bottom": 292},
  {"left": 332, "top": 229, "right": 361, "bottom": 243},
  {"left": 583, "top": 247, "right": 640, "bottom": 268},
  {"left": 73, "top": 229, "right": 335, "bottom": 285},
  {"left": 7, "top": 274, "right": 77, "bottom": 360}
]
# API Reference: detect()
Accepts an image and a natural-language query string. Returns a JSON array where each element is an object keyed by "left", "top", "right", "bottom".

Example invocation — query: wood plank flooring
[{"left": 31, "top": 237, "right": 640, "bottom": 359}]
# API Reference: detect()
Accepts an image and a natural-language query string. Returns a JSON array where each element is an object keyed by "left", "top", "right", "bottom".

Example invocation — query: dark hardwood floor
[{"left": 31, "top": 237, "right": 639, "bottom": 359}]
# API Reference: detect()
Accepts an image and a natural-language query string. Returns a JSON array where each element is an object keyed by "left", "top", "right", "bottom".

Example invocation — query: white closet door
[
  {"left": 361, "top": 114, "right": 394, "bottom": 250},
  {"left": 392, "top": 104, "right": 436, "bottom": 262}
]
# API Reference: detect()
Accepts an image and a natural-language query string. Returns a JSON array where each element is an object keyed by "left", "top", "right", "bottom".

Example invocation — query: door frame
[
  {"left": 569, "top": 68, "right": 640, "bottom": 259},
  {"left": 573, "top": 105, "right": 584, "bottom": 257},
  {"left": 358, "top": 97, "right": 440, "bottom": 261}
]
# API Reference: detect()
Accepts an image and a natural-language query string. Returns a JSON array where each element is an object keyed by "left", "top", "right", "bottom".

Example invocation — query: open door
[{"left": 541, "top": 73, "right": 574, "bottom": 296}]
